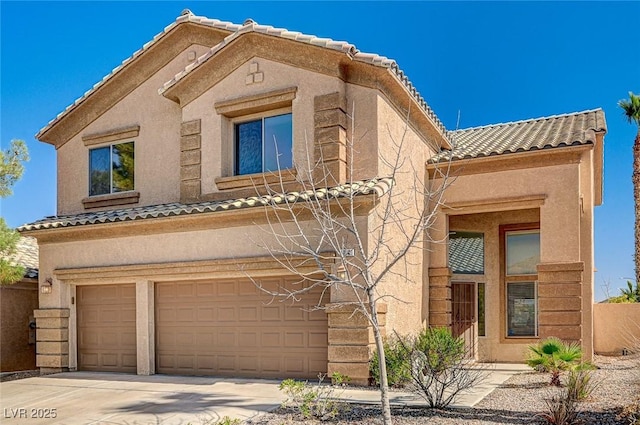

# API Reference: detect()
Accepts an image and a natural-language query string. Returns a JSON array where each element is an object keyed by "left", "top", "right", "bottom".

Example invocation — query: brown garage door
[
  {"left": 77, "top": 284, "right": 136, "bottom": 372},
  {"left": 155, "top": 276, "right": 328, "bottom": 379}
]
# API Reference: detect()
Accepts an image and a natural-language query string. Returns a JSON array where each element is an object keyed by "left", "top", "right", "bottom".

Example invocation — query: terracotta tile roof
[
  {"left": 37, "top": 11, "right": 447, "bottom": 142},
  {"left": 431, "top": 109, "right": 606, "bottom": 163},
  {"left": 449, "top": 233, "right": 484, "bottom": 275},
  {"left": 4, "top": 237, "right": 39, "bottom": 278},
  {"left": 18, "top": 178, "right": 394, "bottom": 232}
]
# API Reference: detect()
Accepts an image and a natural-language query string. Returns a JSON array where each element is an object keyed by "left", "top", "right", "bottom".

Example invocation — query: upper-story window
[
  {"left": 89, "top": 141, "right": 135, "bottom": 196},
  {"left": 235, "top": 113, "right": 292, "bottom": 175}
]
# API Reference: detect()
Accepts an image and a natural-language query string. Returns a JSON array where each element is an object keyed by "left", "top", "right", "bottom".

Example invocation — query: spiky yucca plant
[{"left": 527, "top": 337, "right": 583, "bottom": 386}]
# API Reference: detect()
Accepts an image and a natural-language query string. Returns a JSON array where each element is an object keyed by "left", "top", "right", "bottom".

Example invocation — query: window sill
[
  {"left": 82, "top": 191, "right": 140, "bottom": 209},
  {"left": 215, "top": 169, "right": 298, "bottom": 191}
]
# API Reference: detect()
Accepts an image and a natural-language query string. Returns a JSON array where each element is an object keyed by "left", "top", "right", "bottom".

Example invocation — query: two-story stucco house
[{"left": 20, "top": 11, "right": 606, "bottom": 384}]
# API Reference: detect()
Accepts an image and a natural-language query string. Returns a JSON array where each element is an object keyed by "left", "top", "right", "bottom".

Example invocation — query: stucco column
[
  {"left": 34, "top": 308, "right": 70, "bottom": 373},
  {"left": 326, "top": 303, "right": 386, "bottom": 386},
  {"left": 136, "top": 280, "right": 155, "bottom": 375},
  {"left": 428, "top": 211, "right": 451, "bottom": 328}
]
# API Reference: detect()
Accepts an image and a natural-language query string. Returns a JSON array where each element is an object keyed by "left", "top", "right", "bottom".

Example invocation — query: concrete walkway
[
  {"left": 337, "top": 363, "right": 529, "bottom": 408},
  {"left": 0, "top": 364, "right": 528, "bottom": 424}
]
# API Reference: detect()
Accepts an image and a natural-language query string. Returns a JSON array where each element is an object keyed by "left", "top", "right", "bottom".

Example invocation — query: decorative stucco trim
[
  {"left": 180, "top": 119, "right": 202, "bottom": 203},
  {"left": 214, "top": 168, "right": 297, "bottom": 191},
  {"left": 53, "top": 255, "right": 333, "bottom": 284},
  {"left": 214, "top": 86, "right": 297, "bottom": 117},
  {"left": 427, "top": 145, "right": 590, "bottom": 179},
  {"left": 442, "top": 195, "right": 546, "bottom": 216},
  {"left": 82, "top": 125, "right": 140, "bottom": 146},
  {"left": 82, "top": 191, "right": 140, "bottom": 209}
]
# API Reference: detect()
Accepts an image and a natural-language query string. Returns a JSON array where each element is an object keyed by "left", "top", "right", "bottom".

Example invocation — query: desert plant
[
  {"left": 538, "top": 389, "right": 580, "bottom": 425},
  {"left": 330, "top": 371, "right": 350, "bottom": 386},
  {"left": 279, "top": 375, "right": 348, "bottom": 420},
  {"left": 565, "top": 367, "right": 598, "bottom": 401},
  {"left": 191, "top": 416, "right": 241, "bottom": 425},
  {"left": 370, "top": 336, "right": 412, "bottom": 387},
  {"left": 409, "top": 327, "right": 484, "bottom": 408},
  {"left": 620, "top": 280, "right": 640, "bottom": 303},
  {"left": 527, "top": 337, "right": 583, "bottom": 386}
]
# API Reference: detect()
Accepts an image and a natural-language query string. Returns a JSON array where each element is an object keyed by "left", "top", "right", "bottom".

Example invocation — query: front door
[{"left": 452, "top": 282, "right": 476, "bottom": 359}]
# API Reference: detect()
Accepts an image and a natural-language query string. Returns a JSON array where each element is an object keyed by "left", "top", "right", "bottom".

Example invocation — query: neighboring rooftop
[
  {"left": 18, "top": 178, "right": 393, "bottom": 232},
  {"left": 37, "top": 11, "right": 447, "bottom": 144},
  {"left": 431, "top": 108, "right": 606, "bottom": 162},
  {"left": 4, "top": 237, "right": 39, "bottom": 279}
]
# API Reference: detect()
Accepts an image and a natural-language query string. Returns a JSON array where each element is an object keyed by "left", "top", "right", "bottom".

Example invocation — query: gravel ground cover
[
  {"left": 248, "top": 355, "right": 640, "bottom": 425},
  {"left": 0, "top": 370, "right": 40, "bottom": 382}
]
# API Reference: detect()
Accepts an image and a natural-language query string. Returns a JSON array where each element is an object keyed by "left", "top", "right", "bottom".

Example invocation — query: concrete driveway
[
  {"left": 0, "top": 364, "right": 528, "bottom": 424},
  {"left": 0, "top": 372, "right": 285, "bottom": 425}
]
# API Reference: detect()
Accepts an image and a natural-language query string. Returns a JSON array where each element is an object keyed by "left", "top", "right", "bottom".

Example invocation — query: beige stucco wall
[
  {"left": 183, "top": 57, "right": 344, "bottom": 192},
  {"left": 182, "top": 57, "right": 388, "bottom": 193},
  {"left": 593, "top": 303, "right": 640, "bottom": 355},
  {"left": 368, "top": 95, "right": 436, "bottom": 337},
  {"left": 57, "top": 44, "right": 211, "bottom": 215},
  {"left": 0, "top": 281, "right": 38, "bottom": 372},
  {"left": 441, "top": 159, "right": 592, "bottom": 362}
]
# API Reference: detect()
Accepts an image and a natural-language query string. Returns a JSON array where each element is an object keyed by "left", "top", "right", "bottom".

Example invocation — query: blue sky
[{"left": 1, "top": 1, "right": 638, "bottom": 300}]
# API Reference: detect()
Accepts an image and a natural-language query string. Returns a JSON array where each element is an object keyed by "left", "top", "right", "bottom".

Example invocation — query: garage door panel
[
  {"left": 284, "top": 307, "right": 304, "bottom": 320},
  {"left": 77, "top": 284, "right": 136, "bottom": 373},
  {"left": 156, "top": 277, "right": 327, "bottom": 378},
  {"left": 261, "top": 305, "right": 282, "bottom": 321},
  {"left": 309, "top": 331, "right": 329, "bottom": 347}
]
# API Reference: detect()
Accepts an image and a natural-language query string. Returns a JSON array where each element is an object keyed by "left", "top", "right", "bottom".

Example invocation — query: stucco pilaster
[
  {"left": 326, "top": 303, "right": 386, "bottom": 386},
  {"left": 537, "top": 262, "right": 584, "bottom": 344},
  {"left": 180, "top": 119, "right": 202, "bottom": 203},
  {"left": 136, "top": 280, "right": 155, "bottom": 375},
  {"left": 34, "top": 308, "right": 70, "bottom": 373},
  {"left": 428, "top": 267, "right": 452, "bottom": 328},
  {"left": 313, "top": 92, "right": 348, "bottom": 186}
]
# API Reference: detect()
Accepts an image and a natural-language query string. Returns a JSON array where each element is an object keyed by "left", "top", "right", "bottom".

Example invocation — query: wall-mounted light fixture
[{"left": 41, "top": 278, "right": 53, "bottom": 294}]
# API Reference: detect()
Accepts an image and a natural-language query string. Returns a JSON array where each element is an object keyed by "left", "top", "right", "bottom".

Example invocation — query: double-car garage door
[{"left": 77, "top": 277, "right": 328, "bottom": 379}]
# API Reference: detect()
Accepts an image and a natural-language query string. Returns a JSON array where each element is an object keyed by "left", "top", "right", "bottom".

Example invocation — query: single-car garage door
[
  {"left": 77, "top": 284, "right": 136, "bottom": 372},
  {"left": 155, "top": 277, "right": 328, "bottom": 379}
]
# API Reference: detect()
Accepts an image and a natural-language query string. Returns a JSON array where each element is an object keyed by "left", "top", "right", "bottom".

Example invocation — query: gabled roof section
[
  {"left": 18, "top": 178, "right": 393, "bottom": 232},
  {"left": 36, "top": 10, "right": 239, "bottom": 147},
  {"left": 159, "top": 13, "right": 448, "bottom": 144},
  {"left": 37, "top": 10, "right": 449, "bottom": 148},
  {"left": 431, "top": 109, "right": 606, "bottom": 162}
]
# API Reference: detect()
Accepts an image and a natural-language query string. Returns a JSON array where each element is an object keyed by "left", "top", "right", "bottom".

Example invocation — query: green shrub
[
  {"left": 413, "top": 327, "right": 466, "bottom": 373},
  {"left": 369, "top": 336, "right": 411, "bottom": 387},
  {"left": 279, "top": 375, "right": 348, "bottom": 420},
  {"left": 330, "top": 371, "right": 350, "bottom": 386},
  {"left": 410, "top": 327, "right": 483, "bottom": 408},
  {"left": 527, "top": 337, "right": 583, "bottom": 386}
]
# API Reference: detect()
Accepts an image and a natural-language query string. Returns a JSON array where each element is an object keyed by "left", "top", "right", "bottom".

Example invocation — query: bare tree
[{"left": 245, "top": 108, "right": 454, "bottom": 425}]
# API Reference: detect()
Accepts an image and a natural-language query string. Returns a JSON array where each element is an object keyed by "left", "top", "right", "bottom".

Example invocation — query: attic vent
[
  {"left": 243, "top": 18, "right": 256, "bottom": 25},
  {"left": 181, "top": 9, "right": 193, "bottom": 16}
]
